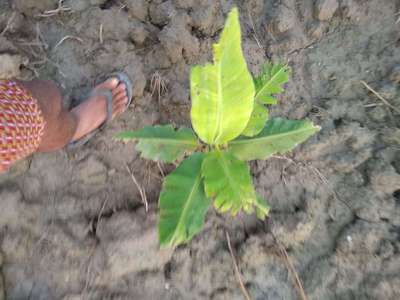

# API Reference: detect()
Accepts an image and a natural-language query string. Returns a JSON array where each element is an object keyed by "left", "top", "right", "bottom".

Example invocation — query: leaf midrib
[
  {"left": 214, "top": 57, "right": 223, "bottom": 143},
  {"left": 171, "top": 172, "right": 203, "bottom": 243},
  {"left": 217, "top": 152, "right": 243, "bottom": 205},
  {"left": 135, "top": 137, "right": 199, "bottom": 146},
  {"left": 230, "top": 126, "right": 316, "bottom": 145},
  {"left": 254, "top": 66, "right": 286, "bottom": 101}
]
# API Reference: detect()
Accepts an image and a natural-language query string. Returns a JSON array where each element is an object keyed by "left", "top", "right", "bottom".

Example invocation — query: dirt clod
[
  {"left": 126, "top": 0, "right": 149, "bottom": 21},
  {"left": 314, "top": 0, "right": 339, "bottom": 21},
  {"left": 1, "top": 0, "right": 400, "bottom": 299},
  {"left": 12, "top": 0, "right": 57, "bottom": 16}
]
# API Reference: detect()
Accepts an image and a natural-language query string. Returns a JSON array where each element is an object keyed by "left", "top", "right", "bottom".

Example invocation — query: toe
[
  {"left": 113, "top": 96, "right": 128, "bottom": 113},
  {"left": 112, "top": 83, "right": 126, "bottom": 97},
  {"left": 115, "top": 93, "right": 128, "bottom": 104},
  {"left": 113, "top": 97, "right": 128, "bottom": 112},
  {"left": 113, "top": 102, "right": 127, "bottom": 118},
  {"left": 114, "top": 89, "right": 127, "bottom": 100},
  {"left": 96, "top": 77, "right": 119, "bottom": 91}
]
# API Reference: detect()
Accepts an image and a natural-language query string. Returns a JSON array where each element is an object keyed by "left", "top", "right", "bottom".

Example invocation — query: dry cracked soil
[{"left": 0, "top": 0, "right": 400, "bottom": 299}]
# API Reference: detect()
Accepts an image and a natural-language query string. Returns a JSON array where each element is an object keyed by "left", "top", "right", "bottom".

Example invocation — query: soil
[{"left": 1, "top": 0, "right": 400, "bottom": 299}]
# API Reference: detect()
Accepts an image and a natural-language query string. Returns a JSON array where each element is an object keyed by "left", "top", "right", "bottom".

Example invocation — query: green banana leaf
[
  {"left": 242, "top": 63, "right": 291, "bottom": 137},
  {"left": 190, "top": 7, "right": 255, "bottom": 145},
  {"left": 158, "top": 153, "right": 211, "bottom": 247},
  {"left": 254, "top": 63, "right": 291, "bottom": 104},
  {"left": 228, "top": 118, "right": 320, "bottom": 161},
  {"left": 116, "top": 125, "right": 199, "bottom": 163},
  {"left": 202, "top": 151, "right": 256, "bottom": 215},
  {"left": 241, "top": 102, "right": 269, "bottom": 137}
]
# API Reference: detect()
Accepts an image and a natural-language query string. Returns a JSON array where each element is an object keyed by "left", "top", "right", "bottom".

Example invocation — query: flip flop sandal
[{"left": 68, "top": 72, "right": 133, "bottom": 148}]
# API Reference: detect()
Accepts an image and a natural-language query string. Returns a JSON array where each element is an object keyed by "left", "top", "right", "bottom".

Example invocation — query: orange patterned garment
[{"left": 0, "top": 80, "right": 45, "bottom": 171}]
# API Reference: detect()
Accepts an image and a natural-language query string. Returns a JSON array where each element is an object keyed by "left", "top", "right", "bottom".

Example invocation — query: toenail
[{"left": 109, "top": 78, "right": 119, "bottom": 86}]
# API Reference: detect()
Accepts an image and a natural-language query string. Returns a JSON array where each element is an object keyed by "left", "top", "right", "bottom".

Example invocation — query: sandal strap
[
  {"left": 90, "top": 89, "right": 113, "bottom": 123},
  {"left": 111, "top": 72, "right": 133, "bottom": 108}
]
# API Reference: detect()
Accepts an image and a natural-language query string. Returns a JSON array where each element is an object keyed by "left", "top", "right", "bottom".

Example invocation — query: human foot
[{"left": 71, "top": 77, "right": 129, "bottom": 141}]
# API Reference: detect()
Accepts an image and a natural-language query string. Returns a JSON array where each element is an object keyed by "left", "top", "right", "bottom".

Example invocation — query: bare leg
[{"left": 17, "top": 78, "right": 128, "bottom": 152}]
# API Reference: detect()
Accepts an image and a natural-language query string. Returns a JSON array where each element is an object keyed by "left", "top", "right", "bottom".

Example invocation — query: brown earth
[{"left": 0, "top": 0, "right": 400, "bottom": 299}]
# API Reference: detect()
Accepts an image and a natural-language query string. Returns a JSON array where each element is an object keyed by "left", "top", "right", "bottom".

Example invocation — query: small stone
[
  {"left": 315, "top": 0, "right": 339, "bottom": 21},
  {"left": 0, "top": 53, "right": 26, "bottom": 79},
  {"left": 268, "top": 5, "right": 296, "bottom": 34}
]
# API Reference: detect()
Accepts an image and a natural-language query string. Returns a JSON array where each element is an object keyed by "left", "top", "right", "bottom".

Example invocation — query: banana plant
[{"left": 117, "top": 7, "right": 320, "bottom": 247}]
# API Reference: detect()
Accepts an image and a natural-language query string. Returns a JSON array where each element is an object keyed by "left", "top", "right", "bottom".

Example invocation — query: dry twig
[
  {"left": 157, "top": 162, "right": 165, "bottom": 178},
  {"left": 225, "top": 231, "right": 252, "bottom": 300},
  {"left": 96, "top": 198, "right": 108, "bottom": 227},
  {"left": 360, "top": 80, "right": 400, "bottom": 114},
  {"left": 16, "top": 23, "right": 66, "bottom": 78},
  {"left": 82, "top": 245, "right": 97, "bottom": 300},
  {"left": 364, "top": 103, "right": 383, "bottom": 108},
  {"left": 150, "top": 72, "right": 168, "bottom": 106},
  {"left": 125, "top": 164, "right": 149, "bottom": 212},
  {"left": 53, "top": 35, "right": 83, "bottom": 50},
  {"left": 37, "top": 0, "right": 71, "bottom": 17},
  {"left": 275, "top": 239, "right": 309, "bottom": 300},
  {"left": 0, "top": 12, "right": 16, "bottom": 36},
  {"left": 35, "top": 23, "right": 49, "bottom": 50},
  {"left": 99, "top": 24, "right": 104, "bottom": 44},
  {"left": 246, "top": 5, "right": 263, "bottom": 50},
  {"left": 117, "top": 1, "right": 128, "bottom": 12}
]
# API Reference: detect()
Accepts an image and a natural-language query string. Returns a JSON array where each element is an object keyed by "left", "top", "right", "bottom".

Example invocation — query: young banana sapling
[{"left": 117, "top": 7, "right": 320, "bottom": 247}]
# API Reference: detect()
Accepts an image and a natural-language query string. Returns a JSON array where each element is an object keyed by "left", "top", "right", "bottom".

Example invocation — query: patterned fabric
[{"left": 0, "top": 80, "right": 45, "bottom": 170}]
